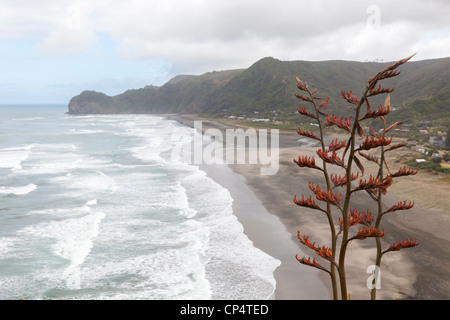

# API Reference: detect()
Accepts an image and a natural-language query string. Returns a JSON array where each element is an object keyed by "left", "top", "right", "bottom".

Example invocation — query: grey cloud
[{"left": 2, "top": 0, "right": 450, "bottom": 76}]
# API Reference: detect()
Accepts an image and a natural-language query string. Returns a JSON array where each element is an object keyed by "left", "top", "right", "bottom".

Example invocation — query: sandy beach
[{"left": 165, "top": 114, "right": 450, "bottom": 300}]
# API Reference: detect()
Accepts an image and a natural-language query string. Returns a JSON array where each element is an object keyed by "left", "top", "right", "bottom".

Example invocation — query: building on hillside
[
  {"left": 429, "top": 136, "right": 446, "bottom": 147},
  {"left": 413, "top": 146, "right": 426, "bottom": 153}
]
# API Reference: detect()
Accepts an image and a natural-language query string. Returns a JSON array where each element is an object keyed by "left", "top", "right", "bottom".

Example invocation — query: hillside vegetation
[{"left": 68, "top": 56, "right": 450, "bottom": 127}]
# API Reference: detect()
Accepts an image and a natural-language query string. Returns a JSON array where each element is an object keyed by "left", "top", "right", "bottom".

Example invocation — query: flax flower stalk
[{"left": 293, "top": 54, "right": 419, "bottom": 300}]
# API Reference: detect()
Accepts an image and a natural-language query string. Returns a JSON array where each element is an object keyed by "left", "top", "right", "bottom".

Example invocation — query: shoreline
[
  {"left": 164, "top": 113, "right": 450, "bottom": 300},
  {"left": 164, "top": 113, "right": 330, "bottom": 299},
  {"left": 198, "top": 161, "right": 330, "bottom": 300}
]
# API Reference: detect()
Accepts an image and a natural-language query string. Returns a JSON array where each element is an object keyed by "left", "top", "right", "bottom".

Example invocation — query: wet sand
[{"left": 165, "top": 114, "right": 450, "bottom": 300}]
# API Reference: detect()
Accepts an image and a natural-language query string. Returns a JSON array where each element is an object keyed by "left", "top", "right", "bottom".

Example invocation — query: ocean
[{"left": 0, "top": 105, "right": 280, "bottom": 300}]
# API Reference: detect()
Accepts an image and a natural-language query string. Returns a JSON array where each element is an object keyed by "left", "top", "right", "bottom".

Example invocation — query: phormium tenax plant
[{"left": 293, "top": 54, "right": 419, "bottom": 300}]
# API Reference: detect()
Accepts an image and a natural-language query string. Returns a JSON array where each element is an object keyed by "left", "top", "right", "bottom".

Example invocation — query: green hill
[{"left": 68, "top": 56, "right": 450, "bottom": 126}]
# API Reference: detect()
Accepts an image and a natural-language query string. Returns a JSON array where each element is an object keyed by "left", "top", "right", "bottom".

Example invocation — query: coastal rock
[{"left": 68, "top": 90, "right": 119, "bottom": 114}]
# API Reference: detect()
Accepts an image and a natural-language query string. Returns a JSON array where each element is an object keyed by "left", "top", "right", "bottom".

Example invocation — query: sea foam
[
  {"left": 0, "top": 183, "right": 37, "bottom": 195},
  {"left": 0, "top": 109, "right": 280, "bottom": 300}
]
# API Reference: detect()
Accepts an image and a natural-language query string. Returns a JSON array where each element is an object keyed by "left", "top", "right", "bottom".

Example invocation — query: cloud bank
[
  {"left": 2, "top": 0, "right": 449, "bottom": 70},
  {"left": 0, "top": 0, "right": 449, "bottom": 102}
]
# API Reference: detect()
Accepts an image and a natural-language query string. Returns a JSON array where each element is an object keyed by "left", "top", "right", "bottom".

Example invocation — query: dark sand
[{"left": 164, "top": 114, "right": 450, "bottom": 300}]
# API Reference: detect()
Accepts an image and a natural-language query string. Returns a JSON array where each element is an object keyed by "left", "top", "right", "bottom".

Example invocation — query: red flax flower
[
  {"left": 359, "top": 136, "right": 392, "bottom": 151},
  {"left": 350, "top": 227, "right": 385, "bottom": 241},
  {"left": 318, "top": 97, "right": 330, "bottom": 109},
  {"left": 330, "top": 173, "right": 359, "bottom": 188},
  {"left": 328, "top": 139, "right": 347, "bottom": 152},
  {"left": 339, "top": 209, "right": 374, "bottom": 231},
  {"left": 296, "top": 76, "right": 309, "bottom": 91},
  {"left": 383, "top": 200, "right": 414, "bottom": 215},
  {"left": 294, "top": 155, "right": 322, "bottom": 170},
  {"left": 382, "top": 238, "right": 419, "bottom": 254},
  {"left": 360, "top": 104, "right": 390, "bottom": 121},
  {"left": 296, "top": 256, "right": 329, "bottom": 273},
  {"left": 389, "top": 166, "right": 418, "bottom": 178},
  {"left": 370, "top": 69, "right": 401, "bottom": 82},
  {"left": 324, "top": 115, "right": 352, "bottom": 132},
  {"left": 297, "top": 128, "right": 320, "bottom": 141},
  {"left": 295, "top": 93, "right": 313, "bottom": 103},
  {"left": 368, "top": 84, "right": 395, "bottom": 97},
  {"left": 316, "top": 149, "right": 345, "bottom": 168},
  {"left": 298, "top": 106, "right": 318, "bottom": 120},
  {"left": 293, "top": 195, "right": 321, "bottom": 211},
  {"left": 309, "top": 182, "right": 342, "bottom": 208},
  {"left": 341, "top": 91, "right": 360, "bottom": 105},
  {"left": 354, "top": 175, "right": 393, "bottom": 192},
  {"left": 367, "top": 54, "right": 415, "bottom": 91},
  {"left": 298, "top": 232, "right": 333, "bottom": 260}
]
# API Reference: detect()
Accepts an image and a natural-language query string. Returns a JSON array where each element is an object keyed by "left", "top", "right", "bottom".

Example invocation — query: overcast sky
[{"left": 1, "top": 0, "right": 450, "bottom": 104}]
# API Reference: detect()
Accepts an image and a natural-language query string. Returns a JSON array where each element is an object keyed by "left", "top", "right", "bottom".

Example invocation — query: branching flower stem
[
  {"left": 338, "top": 89, "right": 369, "bottom": 300},
  {"left": 304, "top": 87, "right": 339, "bottom": 300},
  {"left": 371, "top": 123, "right": 386, "bottom": 300},
  {"left": 294, "top": 55, "right": 418, "bottom": 300}
]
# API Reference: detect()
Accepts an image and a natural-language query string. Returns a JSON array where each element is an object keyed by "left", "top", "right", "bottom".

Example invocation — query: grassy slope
[{"left": 68, "top": 56, "right": 450, "bottom": 125}]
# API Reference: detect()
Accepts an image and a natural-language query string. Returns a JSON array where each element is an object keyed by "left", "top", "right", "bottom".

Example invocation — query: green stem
[
  {"left": 338, "top": 92, "right": 368, "bottom": 300},
  {"left": 371, "top": 124, "right": 386, "bottom": 300},
  {"left": 308, "top": 90, "right": 338, "bottom": 300}
]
